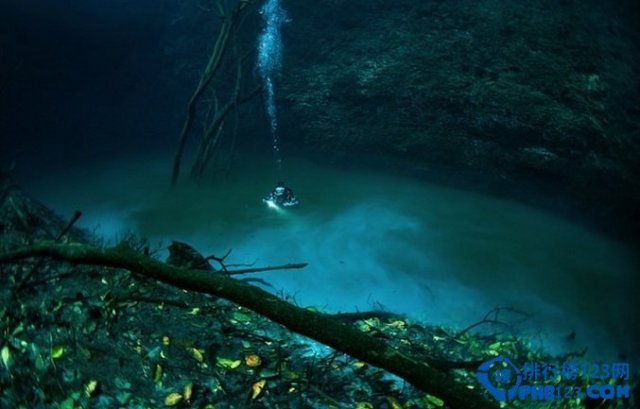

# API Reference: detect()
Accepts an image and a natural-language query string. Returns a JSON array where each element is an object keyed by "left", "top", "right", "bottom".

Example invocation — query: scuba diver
[{"left": 263, "top": 181, "right": 299, "bottom": 207}]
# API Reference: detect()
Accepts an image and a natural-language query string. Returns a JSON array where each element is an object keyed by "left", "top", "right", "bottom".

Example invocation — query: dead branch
[
  {"left": 456, "top": 306, "right": 531, "bottom": 337},
  {"left": 16, "top": 211, "right": 82, "bottom": 291},
  {"left": 225, "top": 262, "right": 308, "bottom": 275},
  {"left": 171, "top": 0, "right": 254, "bottom": 186},
  {"left": 0, "top": 242, "right": 497, "bottom": 409}
]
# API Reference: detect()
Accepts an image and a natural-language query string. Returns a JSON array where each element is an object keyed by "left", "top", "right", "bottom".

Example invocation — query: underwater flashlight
[
  {"left": 266, "top": 200, "right": 278, "bottom": 209},
  {"left": 264, "top": 199, "right": 286, "bottom": 215}
]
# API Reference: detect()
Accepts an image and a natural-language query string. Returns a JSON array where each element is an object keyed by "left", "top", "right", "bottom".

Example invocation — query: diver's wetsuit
[{"left": 263, "top": 187, "right": 299, "bottom": 207}]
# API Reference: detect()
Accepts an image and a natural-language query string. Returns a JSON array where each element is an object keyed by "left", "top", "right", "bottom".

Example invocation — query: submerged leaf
[
  {"left": 216, "top": 357, "right": 241, "bottom": 369},
  {"left": 187, "top": 347, "right": 204, "bottom": 362},
  {"left": 387, "top": 320, "right": 407, "bottom": 329},
  {"left": 164, "top": 392, "right": 183, "bottom": 406},
  {"left": 51, "top": 345, "right": 65, "bottom": 359},
  {"left": 183, "top": 382, "right": 193, "bottom": 402},
  {"left": 153, "top": 364, "right": 163, "bottom": 383},
  {"left": 84, "top": 380, "right": 98, "bottom": 397},
  {"left": 244, "top": 354, "right": 262, "bottom": 368},
  {"left": 424, "top": 394, "right": 444, "bottom": 407},
  {"left": 251, "top": 379, "right": 266, "bottom": 400},
  {"left": 232, "top": 311, "right": 252, "bottom": 322},
  {"left": 11, "top": 323, "right": 25, "bottom": 336},
  {"left": 1, "top": 346, "right": 11, "bottom": 367}
]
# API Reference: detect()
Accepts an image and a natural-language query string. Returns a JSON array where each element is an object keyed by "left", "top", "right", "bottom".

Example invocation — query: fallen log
[{"left": 0, "top": 242, "right": 497, "bottom": 409}]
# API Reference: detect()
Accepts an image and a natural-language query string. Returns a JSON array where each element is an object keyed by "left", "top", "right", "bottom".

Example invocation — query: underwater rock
[{"left": 279, "top": 0, "right": 640, "bottom": 240}]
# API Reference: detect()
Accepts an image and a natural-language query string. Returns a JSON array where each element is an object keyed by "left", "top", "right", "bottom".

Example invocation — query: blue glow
[{"left": 257, "top": 0, "right": 290, "bottom": 165}]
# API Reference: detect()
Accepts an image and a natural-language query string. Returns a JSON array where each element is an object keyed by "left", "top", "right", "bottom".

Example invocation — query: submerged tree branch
[
  {"left": 0, "top": 242, "right": 496, "bottom": 409},
  {"left": 171, "top": 0, "right": 254, "bottom": 186},
  {"left": 225, "top": 262, "right": 307, "bottom": 275}
]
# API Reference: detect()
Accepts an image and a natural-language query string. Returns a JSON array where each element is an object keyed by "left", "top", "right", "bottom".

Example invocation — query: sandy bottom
[{"left": 24, "top": 151, "right": 639, "bottom": 361}]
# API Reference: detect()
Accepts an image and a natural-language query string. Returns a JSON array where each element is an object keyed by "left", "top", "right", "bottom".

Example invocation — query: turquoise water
[{"left": 26, "top": 152, "right": 639, "bottom": 361}]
